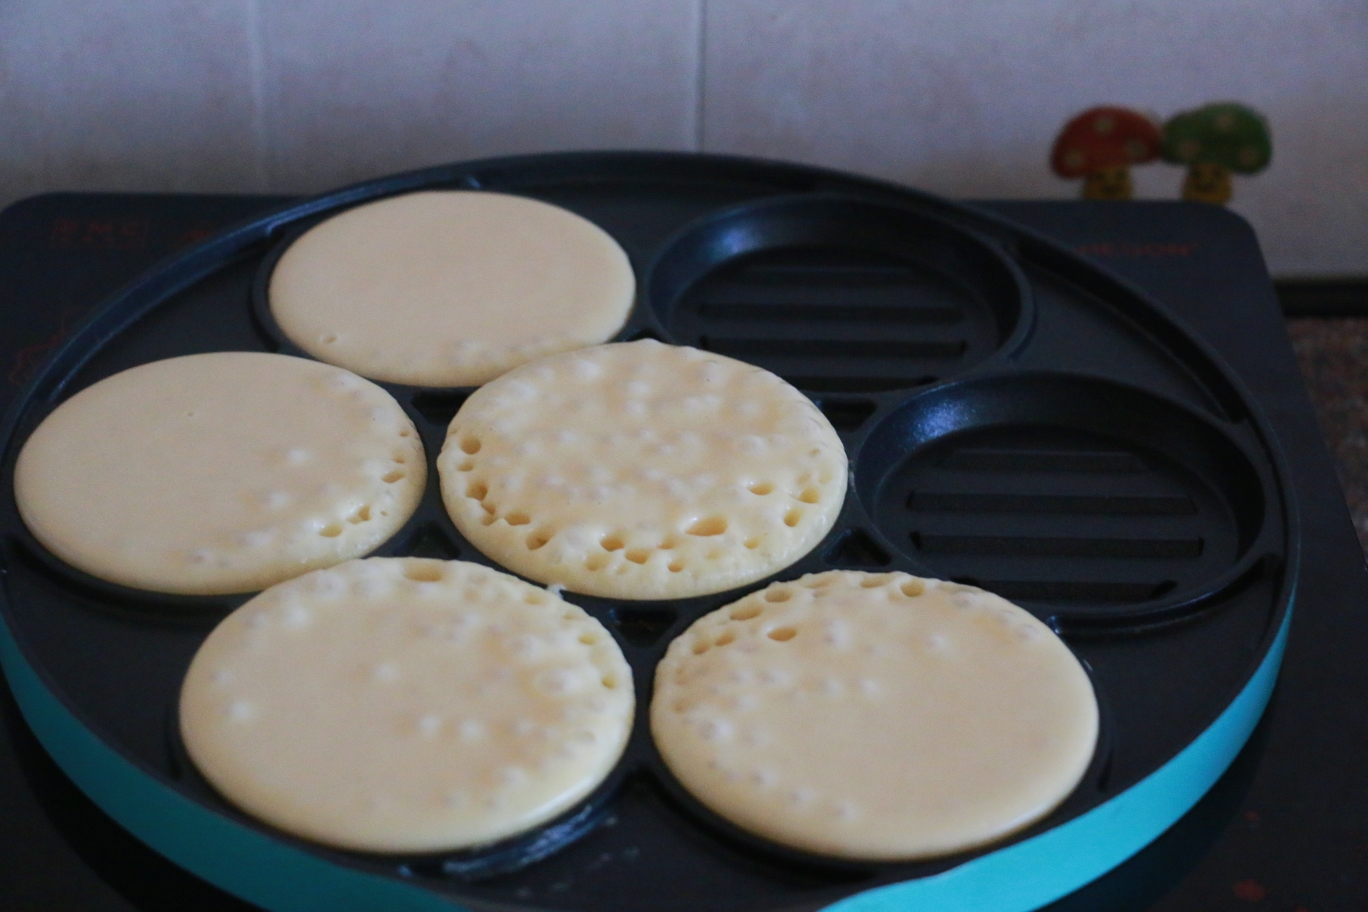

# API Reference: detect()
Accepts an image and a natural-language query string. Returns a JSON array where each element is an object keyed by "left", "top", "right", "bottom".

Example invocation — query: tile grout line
[
  {"left": 245, "top": 0, "right": 269, "bottom": 192},
  {"left": 693, "top": 0, "right": 707, "bottom": 152}
]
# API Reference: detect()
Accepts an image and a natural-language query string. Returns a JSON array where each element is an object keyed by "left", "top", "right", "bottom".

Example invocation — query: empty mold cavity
[
  {"left": 687, "top": 517, "right": 728, "bottom": 537},
  {"left": 856, "top": 373, "right": 1271, "bottom": 618},
  {"left": 647, "top": 195, "right": 1030, "bottom": 393},
  {"left": 817, "top": 398, "right": 878, "bottom": 431},
  {"left": 405, "top": 564, "right": 445, "bottom": 583}
]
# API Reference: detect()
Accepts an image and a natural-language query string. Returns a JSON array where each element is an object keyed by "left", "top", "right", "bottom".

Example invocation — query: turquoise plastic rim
[{"left": 0, "top": 599, "right": 1290, "bottom": 912}]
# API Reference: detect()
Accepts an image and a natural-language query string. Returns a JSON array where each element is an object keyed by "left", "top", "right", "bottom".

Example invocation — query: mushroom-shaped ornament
[
  {"left": 1163, "top": 103, "right": 1271, "bottom": 204},
  {"left": 1051, "top": 106, "right": 1163, "bottom": 200}
]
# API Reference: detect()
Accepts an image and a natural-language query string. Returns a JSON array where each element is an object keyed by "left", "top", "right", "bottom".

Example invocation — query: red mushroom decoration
[{"left": 1051, "top": 106, "right": 1163, "bottom": 200}]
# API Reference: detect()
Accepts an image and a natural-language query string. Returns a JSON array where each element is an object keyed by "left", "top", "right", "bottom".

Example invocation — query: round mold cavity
[
  {"left": 647, "top": 195, "right": 1031, "bottom": 393},
  {"left": 855, "top": 373, "right": 1268, "bottom": 618}
]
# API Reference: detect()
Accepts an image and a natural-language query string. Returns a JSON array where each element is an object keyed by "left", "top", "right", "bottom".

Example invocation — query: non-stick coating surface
[{"left": 0, "top": 153, "right": 1292, "bottom": 912}]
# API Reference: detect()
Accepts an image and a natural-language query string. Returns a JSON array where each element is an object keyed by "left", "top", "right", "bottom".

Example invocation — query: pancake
[
  {"left": 438, "top": 340, "right": 847, "bottom": 599},
  {"left": 268, "top": 190, "right": 635, "bottom": 387},
  {"left": 14, "top": 352, "right": 424, "bottom": 595},
  {"left": 179, "top": 558, "right": 635, "bottom": 853},
  {"left": 650, "top": 572, "right": 1098, "bottom": 860}
]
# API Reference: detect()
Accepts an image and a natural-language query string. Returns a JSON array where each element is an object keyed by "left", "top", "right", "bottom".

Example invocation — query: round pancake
[
  {"left": 650, "top": 572, "right": 1098, "bottom": 861},
  {"left": 14, "top": 352, "right": 424, "bottom": 595},
  {"left": 179, "top": 558, "right": 634, "bottom": 853},
  {"left": 268, "top": 190, "right": 635, "bottom": 387},
  {"left": 438, "top": 340, "right": 848, "bottom": 600}
]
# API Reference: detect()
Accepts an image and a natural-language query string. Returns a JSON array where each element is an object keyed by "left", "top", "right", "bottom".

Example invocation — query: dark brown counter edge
[{"left": 1276, "top": 278, "right": 1368, "bottom": 316}]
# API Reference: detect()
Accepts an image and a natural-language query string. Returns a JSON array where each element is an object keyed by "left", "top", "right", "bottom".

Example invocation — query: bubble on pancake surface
[
  {"left": 650, "top": 571, "right": 1098, "bottom": 861},
  {"left": 438, "top": 341, "right": 847, "bottom": 599}
]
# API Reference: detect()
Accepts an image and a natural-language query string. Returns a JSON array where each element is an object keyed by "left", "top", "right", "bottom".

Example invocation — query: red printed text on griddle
[
  {"left": 9, "top": 308, "right": 85, "bottom": 387},
  {"left": 50, "top": 217, "right": 148, "bottom": 251}
]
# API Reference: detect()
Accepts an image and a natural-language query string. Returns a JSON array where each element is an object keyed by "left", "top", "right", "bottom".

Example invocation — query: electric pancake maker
[{"left": 0, "top": 153, "right": 1294, "bottom": 912}]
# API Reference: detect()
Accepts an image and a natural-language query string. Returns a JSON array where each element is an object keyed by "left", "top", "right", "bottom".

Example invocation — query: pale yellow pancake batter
[
  {"left": 651, "top": 572, "right": 1098, "bottom": 860},
  {"left": 180, "top": 558, "right": 634, "bottom": 853},
  {"left": 14, "top": 352, "right": 425, "bottom": 595},
  {"left": 438, "top": 340, "right": 848, "bottom": 600},
  {"left": 268, "top": 191, "right": 635, "bottom": 387}
]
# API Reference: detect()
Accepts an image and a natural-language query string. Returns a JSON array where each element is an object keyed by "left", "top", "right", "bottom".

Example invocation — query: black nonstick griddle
[{"left": 0, "top": 153, "right": 1362, "bottom": 912}]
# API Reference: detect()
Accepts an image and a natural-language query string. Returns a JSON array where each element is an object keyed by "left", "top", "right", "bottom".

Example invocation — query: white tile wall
[
  {"left": 702, "top": 0, "right": 1368, "bottom": 277},
  {"left": 0, "top": 1, "right": 259, "bottom": 199},
  {"left": 0, "top": 0, "right": 1364, "bottom": 276},
  {"left": 258, "top": 0, "right": 701, "bottom": 192}
]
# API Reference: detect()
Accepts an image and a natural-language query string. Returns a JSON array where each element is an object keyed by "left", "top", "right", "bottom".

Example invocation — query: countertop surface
[{"left": 1287, "top": 317, "right": 1368, "bottom": 553}]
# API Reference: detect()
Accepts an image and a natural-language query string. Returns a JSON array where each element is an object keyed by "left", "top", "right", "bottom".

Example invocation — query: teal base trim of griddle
[
  {"left": 823, "top": 602, "right": 1293, "bottom": 911},
  {"left": 0, "top": 601, "right": 1291, "bottom": 912}
]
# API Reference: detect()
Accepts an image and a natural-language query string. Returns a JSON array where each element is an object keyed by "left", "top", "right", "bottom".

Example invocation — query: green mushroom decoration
[{"left": 1163, "top": 103, "right": 1271, "bottom": 205}]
